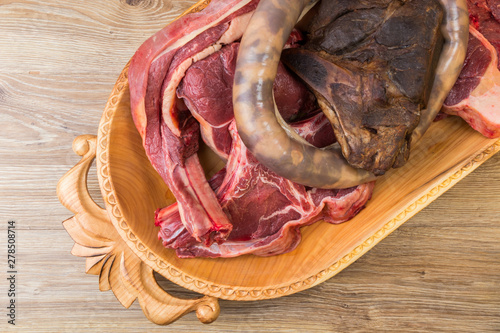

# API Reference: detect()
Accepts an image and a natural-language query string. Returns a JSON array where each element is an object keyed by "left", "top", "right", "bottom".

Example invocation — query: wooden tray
[{"left": 57, "top": 0, "right": 500, "bottom": 326}]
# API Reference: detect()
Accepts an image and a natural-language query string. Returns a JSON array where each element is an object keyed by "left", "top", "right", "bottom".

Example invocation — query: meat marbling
[
  {"left": 442, "top": 0, "right": 500, "bottom": 138},
  {"left": 157, "top": 120, "right": 374, "bottom": 258}
]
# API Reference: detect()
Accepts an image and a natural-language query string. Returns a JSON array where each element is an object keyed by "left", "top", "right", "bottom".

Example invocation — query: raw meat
[
  {"left": 130, "top": 0, "right": 374, "bottom": 259},
  {"left": 153, "top": 40, "right": 376, "bottom": 258},
  {"left": 282, "top": 0, "right": 444, "bottom": 175},
  {"left": 129, "top": 0, "right": 259, "bottom": 245},
  {"left": 442, "top": 0, "right": 500, "bottom": 138},
  {"left": 157, "top": 120, "right": 374, "bottom": 258},
  {"left": 177, "top": 42, "right": 318, "bottom": 160}
]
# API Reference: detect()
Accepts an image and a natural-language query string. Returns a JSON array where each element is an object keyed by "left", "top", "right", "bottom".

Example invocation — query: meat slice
[
  {"left": 156, "top": 168, "right": 228, "bottom": 250},
  {"left": 283, "top": 0, "right": 444, "bottom": 175},
  {"left": 157, "top": 119, "right": 374, "bottom": 258},
  {"left": 176, "top": 44, "right": 237, "bottom": 160},
  {"left": 156, "top": 24, "right": 234, "bottom": 246},
  {"left": 177, "top": 42, "right": 318, "bottom": 160},
  {"left": 128, "top": 0, "right": 259, "bottom": 245},
  {"left": 442, "top": 1, "right": 500, "bottom": 138}
]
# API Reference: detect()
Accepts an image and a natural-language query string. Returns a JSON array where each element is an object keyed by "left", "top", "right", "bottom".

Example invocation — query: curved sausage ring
[{"left": 233, "top": 0, "right": 469, "bottom": 189}]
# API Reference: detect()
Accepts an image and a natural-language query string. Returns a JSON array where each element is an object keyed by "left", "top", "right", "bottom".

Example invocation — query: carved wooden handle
[{"left": 57, "top": 135, "right": 220, "bottom": 325}]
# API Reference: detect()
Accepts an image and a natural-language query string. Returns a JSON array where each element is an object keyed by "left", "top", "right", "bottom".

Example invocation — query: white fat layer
[
  {"left": 161, "top": 44, "right": 223, "bottom": 136},
  {"left": 443, "top": 25, "right": 500, "bottom": 131},
  {"left": 161, "top": 9, "right": 254, "bottom": 136},
  {"left": 153, "top": 0, "right": 252, "bottom": 63},
  {"left": 218, "top": 11, "right": 253, "bottom": 45}
]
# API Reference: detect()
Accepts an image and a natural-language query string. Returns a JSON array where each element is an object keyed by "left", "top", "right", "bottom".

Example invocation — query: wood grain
[{"left": 0, "top": 0, "right": 499, "bottom": 332}]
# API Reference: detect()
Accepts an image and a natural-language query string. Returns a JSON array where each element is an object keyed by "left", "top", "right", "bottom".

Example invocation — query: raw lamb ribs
[{"left": 442, "top": 0, "right": 500, "bottom": 138}]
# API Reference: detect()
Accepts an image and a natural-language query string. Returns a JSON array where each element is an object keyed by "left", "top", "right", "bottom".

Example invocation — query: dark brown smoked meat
[{"left": 282, "top": 0, "right": 444, "bottom": 175}]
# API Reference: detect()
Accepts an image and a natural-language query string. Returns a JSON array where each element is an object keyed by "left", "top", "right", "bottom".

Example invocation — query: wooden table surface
[{"left": 0, "top": 0, "right": 499, "bottom": 332}]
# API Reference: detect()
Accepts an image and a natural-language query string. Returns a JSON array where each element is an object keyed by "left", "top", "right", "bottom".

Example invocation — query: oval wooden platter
[{"left": 57, "top": 0, "right": 500, "bottom": 326}]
